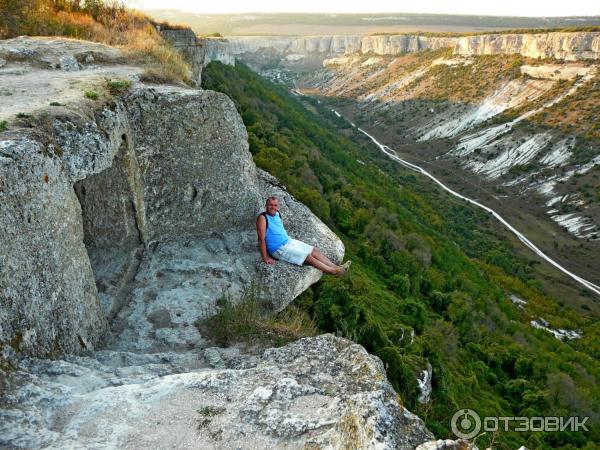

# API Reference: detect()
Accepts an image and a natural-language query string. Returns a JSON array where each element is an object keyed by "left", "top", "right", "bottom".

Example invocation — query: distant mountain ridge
[
  {"left": 227, "top": 31, "right": 600, "bottom": 62},
  {"left": 141, "top": 10, "right": 600, "bottom": 36}
]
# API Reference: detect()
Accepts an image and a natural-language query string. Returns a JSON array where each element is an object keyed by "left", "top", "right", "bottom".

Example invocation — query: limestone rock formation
[
  {"left": 0, "top": 36, "right": 445, "bottom": 450},
  {"left": 417, "top": 439, "right": 479, "bottom": 450},
  {"left": 227, "top": 31, "right": 600, "bottom": 67},
  {"left": 160, "top": 28, "right": 234, "bottom": 85},
  {"left": 454, "top": 32, "right": 600, "bottom": 60},
  {"left": 228, "top": 34, "right": 458, "bottom": 62},
  {"left": 0, "top": 334, "right": 435, "bottom": 448},
  {"left": 0, "top": 37, "right": 343, "bottom": 359}
]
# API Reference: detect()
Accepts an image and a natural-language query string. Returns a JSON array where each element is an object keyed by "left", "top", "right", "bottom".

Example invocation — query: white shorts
[{"left": 272, "top": 239, "right": 314, "bottom": 266}]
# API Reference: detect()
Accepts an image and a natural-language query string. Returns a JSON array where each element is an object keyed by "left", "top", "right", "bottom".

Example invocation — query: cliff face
[
  {"left": 228, "top": 34, "right": 458, "bottom": 59},
  {"left": 454, "top": 32, "right": 600, "bottom": 60},
  {"left": 228, "top": 31, "right": 600, "bottom": 63},
  {"left": 0, "top": 37, "right": 457, "bottom": 450},
  {"left": 159, "top": 28, "right": 235, "bottom": 85},
  {"left": 0, "top": 37, "right": 342, "bottom": 358}
]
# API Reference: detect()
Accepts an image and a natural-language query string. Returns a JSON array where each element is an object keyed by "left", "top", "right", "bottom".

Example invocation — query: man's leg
[
  {"left": 305, "top": 254, "right": 340, "bottom": 275},
  {"left": 310, "top": 248, "right": 338, "bottom": 269}
]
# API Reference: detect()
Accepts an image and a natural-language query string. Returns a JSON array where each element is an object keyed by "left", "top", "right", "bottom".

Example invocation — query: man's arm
[{"left": 256, "top": 215, "right": 276, "bottom": 265}]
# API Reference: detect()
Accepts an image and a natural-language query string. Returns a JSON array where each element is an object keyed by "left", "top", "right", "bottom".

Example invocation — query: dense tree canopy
[{"left": 203, "top": 61, "right": 599, "bottom": 449}]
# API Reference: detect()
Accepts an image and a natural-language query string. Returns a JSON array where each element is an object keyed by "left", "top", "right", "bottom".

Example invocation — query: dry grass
[
  {"left": 200, "top": 288, "right": 317, "bottom": 347},
  {"left": 530, "top": 74, "right": 600, "bottom": 139},
  {"left": 0, "top": 0, "right": 190, "bottom": 84}
]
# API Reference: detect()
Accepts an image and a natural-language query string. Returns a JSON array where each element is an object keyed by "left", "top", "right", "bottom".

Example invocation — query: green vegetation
[
  {"left": 201, "top": 287, "right": 317, "bottom": 347},
  {"left": 198, "top": 32, "right": 223, "bottom": 38},
  {"left": 105, "top": 78, "right": 132, "bottom": 95},
  {"left": 84, "top": 90, "right": 99, "bottom": 100},
  {"left": 198, "top": 405, "right": 226, "bottom": 417},
  {"left": 203, "top": 61, "right": 599, "bottom": 449},
  {"left": 0, "top": 121, "right": 6, "bottom": 132},
  {"left": 197, "top": 405, "right": 226, "bottom": 430},
  {"left": 407, "top": 55, "right": 524, "bottom": 103},
  {"left": 532, "top": 74, "right": 600, "bottom": 140}
]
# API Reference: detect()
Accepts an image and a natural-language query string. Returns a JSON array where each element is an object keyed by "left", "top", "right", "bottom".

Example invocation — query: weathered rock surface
[
  {"left": 417, "top": 439, "right": 479, "bottom": 450},
  {"left": 0, "top": 334, "right": 435, "bottom": 449},
  {"left": 228, "top": 31, "right": 600, "bottom": 66},
  {"left": 0, "top": 37, "right": 343, "bottom": 359},
  {"left": 159, "top": 28, "right": 234, "bottom": 85},
  {"left": 0, "top": 36, "right": 443, "bottom": 450},
  {"left": 454, "top": 32, "right": 600, "bottom": 60},
  {"left": 0, "top": 36, "right": 122, "bottom": 69}
]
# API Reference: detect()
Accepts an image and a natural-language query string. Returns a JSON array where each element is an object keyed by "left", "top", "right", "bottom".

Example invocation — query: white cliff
[
  {"left": 227, "top": 34, "right": 459, "bottom": 58},
  {"left": 454, "top": 32, "right": 600, "bottom": 60},
  {"left": 227, "top": 31, "right": 600, "bottom": 61}
]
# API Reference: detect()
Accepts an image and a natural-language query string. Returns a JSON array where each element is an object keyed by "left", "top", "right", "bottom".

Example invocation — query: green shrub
[
  {"left": 105, "top": 78, "right": 132, "bottom": 95},
  {"left": 84, "top": 90, "right": 99, "bottom": 100},
  {"left": 0, "top": 120, "right": 6, "bottom": 132}
]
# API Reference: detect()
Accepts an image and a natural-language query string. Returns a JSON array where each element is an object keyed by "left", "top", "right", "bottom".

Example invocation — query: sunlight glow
[{"left": 132, "top": 0, "right": 599, "bottom": 17}]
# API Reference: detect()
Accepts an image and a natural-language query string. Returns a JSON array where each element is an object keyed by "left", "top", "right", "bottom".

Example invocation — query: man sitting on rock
[{"left": 257, "top": 196, "right": 351, "bottom": 276}]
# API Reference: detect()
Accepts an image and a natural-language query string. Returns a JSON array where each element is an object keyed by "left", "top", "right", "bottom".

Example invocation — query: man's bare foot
[{"left": 334, "top": 260, "right": 352, "bottom": 277}]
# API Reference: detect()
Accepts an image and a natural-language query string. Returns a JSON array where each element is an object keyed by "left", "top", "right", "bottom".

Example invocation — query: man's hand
[{"left": 263, "top": 257, "right": 277, "bottom": 265}]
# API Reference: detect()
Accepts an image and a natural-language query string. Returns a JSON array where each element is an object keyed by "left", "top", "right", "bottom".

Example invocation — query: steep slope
[
  {"left": 3, "top": 39, "right": 446, "bottom": 449},
  {"left": 202, "top": 61, "right": 600, "bottom": 450},
  {"left": 294, "top": 47, "right": 600, "bottom": 295},
  {"left": 227, "top": 31, "right": 600, "bottom": 72},
  {"left": 0, "top": 38, "right": 345, "bottom": 359}
]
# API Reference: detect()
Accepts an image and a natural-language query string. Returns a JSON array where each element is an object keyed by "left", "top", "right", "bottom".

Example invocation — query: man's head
[{"left": 265, "top": 196, "right": 279, "bottom": 216}]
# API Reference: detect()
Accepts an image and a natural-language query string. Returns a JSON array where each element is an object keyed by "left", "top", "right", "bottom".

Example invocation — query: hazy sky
[{"left": 133, "top": 0, "right": 599, "bottom": 17}]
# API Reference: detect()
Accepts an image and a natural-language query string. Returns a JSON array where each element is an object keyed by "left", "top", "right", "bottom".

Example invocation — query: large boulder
[
  {"left": 0, "top": 37, "right": 343, "bottom": 358},
  {"left": 0, "top": 334, "right": 434, "bottom": 449}
]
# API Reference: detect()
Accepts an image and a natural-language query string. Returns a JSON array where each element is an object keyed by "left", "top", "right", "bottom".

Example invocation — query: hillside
[
  {"left": 293, "top": 50, "right": 600, "bottom": 294},
  {"left": 1, "top": 37, "right": 429, "bottom": 449},
  {"left": 141, "top": 11, "right": 600, "bottom": 36},
  {"left": 202, "top": 61, "right": 600, "bottom": 449}
]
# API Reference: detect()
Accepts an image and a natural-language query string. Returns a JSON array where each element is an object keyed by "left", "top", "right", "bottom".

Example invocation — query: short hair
[{"left": 266, "top": 196, "right": 279, "bottom": 205}]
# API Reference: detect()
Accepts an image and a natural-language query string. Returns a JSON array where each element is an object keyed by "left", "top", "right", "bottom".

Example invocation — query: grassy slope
[
  {"left": 203, "top": 62, "right": 599, "bottom": 450},
  {"left": 0, "top": 0, "right": 188, "bottom": 82}
]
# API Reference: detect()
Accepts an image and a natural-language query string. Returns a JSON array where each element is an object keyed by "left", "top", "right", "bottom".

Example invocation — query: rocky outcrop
[
  {"left": 0, "top": 37, "right": 342, "bottom": 358},
  {"left": 0, "top": 37, "right": 444, "bottom": 450},
  {"left": 202, "top": 37, "right": 235, "bottom": 67},
  {"left": 454, "top": 32, "right": 600, "bottom": 60},
  {"left": 0, "top": 334, "right": 435, "bottom": 448},
  {"left": 159, "top": 28, "right": 234, "bottom": 85},
  {"left": 228, "top": 31, "right": 600, "bottom": 64},
  {"left": 228, "top": 34, "right": 458, "bottom": 60}
]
